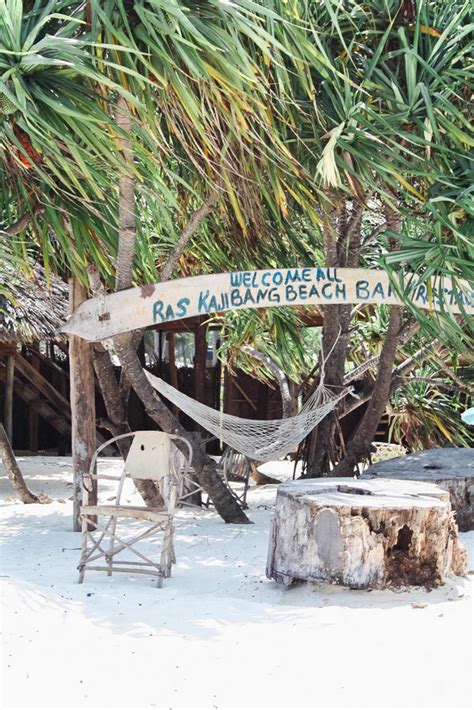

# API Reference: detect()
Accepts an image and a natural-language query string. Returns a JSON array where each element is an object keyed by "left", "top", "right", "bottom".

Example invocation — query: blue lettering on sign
[
  {"left": 415, "top": 285, "right": 428, "bottom": 305},
  {"left": 153, "top": 299, "right": 189, "bottom": 323},
  {"left": 285, "top": 285, "right": 298, "bottom": 302},
  {"left": 273, "top": 271, "right": 283, "bottom": 285},
  {"left": 335, "top": 283, "right": 346, "bottom": 300},
  {"left": 176, "top": 298, "right": 190, "bottom": 318},
  {"left": 262, "top": 272, "right": 271, "bottom": 286},
  {"left": 268, "top": 287, "right": 281, "bottom": 304},
  {"left": 322, "top": 283, "right": 333, "bottom": 300},
  {"left": 153, "top": 300, "right": 165, "bottom": 323},
  {"left": 372, "top": 282, "right": 385, "bottom": 299},
  {"left": 198, "top": 290, "right": 210, "bottom": 312},
  {"left": 356, "top": 280, "right": 369, "bottom": 300}
]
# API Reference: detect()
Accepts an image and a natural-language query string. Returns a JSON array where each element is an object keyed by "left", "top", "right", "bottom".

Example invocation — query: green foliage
[{"left": 0, "top": 1, "right": 472, "bottom": 408}]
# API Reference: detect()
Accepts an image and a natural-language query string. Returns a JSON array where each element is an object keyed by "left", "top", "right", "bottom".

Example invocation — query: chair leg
[
  {"left": 78, "top": 513, "right": 88, "bottom": 584},
  {"left": 107, "top": 515, "right": 118, "bottom": 576},
  {"left": 161, "top": 530, "right": 170, "bottom": 579}
]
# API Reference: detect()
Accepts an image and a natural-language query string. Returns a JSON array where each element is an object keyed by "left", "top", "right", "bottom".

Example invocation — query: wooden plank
[
  {"left": 166, "top": 333, "right": 178, "bottom": 416},
  {"left": 28, "top": 353, "right": 40, "bottom": 452},
  {"left": 69, "top": 278, "right": 97, "bottom": 531},
  {"left": 15, "top": 354, "right": 70, "bottom": 416},
  {"left": 3, "top": 355, "right": 15, "bottom": 442},
  {"left": 0, "top": 369, "right": 70, "bottom": 436},
  {"left": 61, "top": 267, "right": 474, "bottom": 342}
]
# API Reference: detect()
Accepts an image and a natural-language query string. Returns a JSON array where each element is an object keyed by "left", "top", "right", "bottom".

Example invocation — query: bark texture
[
  {"left": 241, "top": 346, "right": 292, "bottom": 418},
  {"left": 362, "top": 448, "right": 474, "bottom": 531},
  {"left": 69, "top": 278, "right": 98, "bottom": 530},
  {"left": 110, "top": 100, "right": 247, "bottom": 522},
  {"left": 0, "top": 422, "right": 39, "bottom": 503},
  {"left": 267, "top": 478, "right": 467, "bottom": 589},
  {"left": 115, "top": 97, "right": 136, "bottom": 292},
  {"left": 114, "top": 332, "right": 250, "bottom": 523}
]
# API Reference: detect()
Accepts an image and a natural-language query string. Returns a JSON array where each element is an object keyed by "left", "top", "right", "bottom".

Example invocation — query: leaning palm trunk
[
  {"left": 110, "top": 99, "right": 249, "bottom": 523},
  {"left": 0, "top": 423, "right": 39, "bottom": 504}
]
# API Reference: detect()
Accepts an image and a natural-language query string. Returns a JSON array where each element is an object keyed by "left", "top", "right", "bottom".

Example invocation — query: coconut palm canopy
[
  {"left": 0, "top": 263, "right": 68, "bottom": 343},
  {"left": 0, "top": 0, "right": 472, "bottom": 349}
]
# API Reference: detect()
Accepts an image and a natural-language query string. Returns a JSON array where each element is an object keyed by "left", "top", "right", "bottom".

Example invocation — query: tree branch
[
  {"left": 241, "top": 345, "right": 292, "bottom": 418},
  {"left": 1, "top": 205, "right": 44, "bottom": 236},
  {"left": 158, "top": 186, "right": 222, "bottom": 282}
]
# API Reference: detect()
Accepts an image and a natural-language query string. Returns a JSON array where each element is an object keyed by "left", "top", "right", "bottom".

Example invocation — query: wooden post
[
  {"left": 69, "top": 278, "right": 97, "bottom": 531},
  {"left": 194, "top": 320, "right": 207, "bottom": 403},
  {"left": 194, "top": 320, "right": 207, "bottom": 436},
  {"left": 167, "top": 333, "right": 178, "bottom": 416},
  {"left": 29, "top": 353, "right": 39, "bottom": 452},
  {"left": 3, "top": 355, "right": 15, "bottom": 443}
]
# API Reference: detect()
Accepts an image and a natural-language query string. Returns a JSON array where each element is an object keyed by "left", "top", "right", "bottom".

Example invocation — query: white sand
[{"left": 1, "top": 456, "right": 472, "bottom": 710}]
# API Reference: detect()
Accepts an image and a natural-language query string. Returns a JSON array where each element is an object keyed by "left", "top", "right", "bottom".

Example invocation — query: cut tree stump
[
  {"left": 266, "top": 478, "right": 467, "bottom": 589},
  {"left": 362, "top": 448, "right": 474, "bottom": 531}
]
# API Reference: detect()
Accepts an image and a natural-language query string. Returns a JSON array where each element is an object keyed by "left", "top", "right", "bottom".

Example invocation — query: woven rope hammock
[{"left": 145, "top": 370, "right": 351, "bottom": 462}]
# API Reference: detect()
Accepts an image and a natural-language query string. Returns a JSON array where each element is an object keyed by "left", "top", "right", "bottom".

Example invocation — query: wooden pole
[
  {"left": 167, "top": 333, "right": 178, "bottom": 416},
  {"left": 28, "top": 353, "right": 39, "bottom": 452},
  {"left": 69, "top": 278, "right": 97, "bottom": 531},
  {"left": 3, "top": 355, "right": 15, "bottom": 443},
  {"left": 194, "top": 320, "right": 207, "bottom": 403}
]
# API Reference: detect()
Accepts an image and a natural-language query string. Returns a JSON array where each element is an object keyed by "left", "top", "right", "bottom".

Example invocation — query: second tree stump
[{"left": 266, "top": 478, "right": 467, "bottom": 589}]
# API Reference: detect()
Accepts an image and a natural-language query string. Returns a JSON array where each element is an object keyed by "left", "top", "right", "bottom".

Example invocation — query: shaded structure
[{"left": 0, "top": 265, "right": 70, "bottom": 451}]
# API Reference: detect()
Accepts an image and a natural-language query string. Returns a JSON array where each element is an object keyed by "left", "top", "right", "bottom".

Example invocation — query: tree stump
[
  {"left": 266, "top": 478, "right": 467, "bottom": 589},
  {"left": 362, "top": 448, "right": 474, "bottom": 531}
]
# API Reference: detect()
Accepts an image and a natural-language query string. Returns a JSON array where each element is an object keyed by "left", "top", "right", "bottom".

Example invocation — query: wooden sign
[{"left": 61, "top": 267, "right": 473, "bottom": 342}]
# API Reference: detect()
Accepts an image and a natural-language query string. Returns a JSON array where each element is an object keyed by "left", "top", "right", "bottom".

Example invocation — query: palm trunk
[
  {"left": 0, "top": 423, "right": 39, "bottom": 504},
  {"left": 304, "top": 202, "right": 360, "bottom": 476},
  {"left": 332, "top": 207, "right": 403, "bottom": 475},
  {"left": 332, "top": 304, "right": 403, "bottom": 475},
  {"left": 114, "top": 333, "right": 250, "bottom": 522},
  {"left": 111, "top": 99, "right": 249, "bottom": 523}
]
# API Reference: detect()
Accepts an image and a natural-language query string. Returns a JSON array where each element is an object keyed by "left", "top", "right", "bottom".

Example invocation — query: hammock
[{"left": 145, "top": 370, "right": 351, "bottom": 462}]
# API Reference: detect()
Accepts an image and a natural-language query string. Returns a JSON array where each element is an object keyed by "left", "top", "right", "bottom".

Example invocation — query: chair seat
[{"left": 81, "top": 504, "right": 170, "bottom": 522}]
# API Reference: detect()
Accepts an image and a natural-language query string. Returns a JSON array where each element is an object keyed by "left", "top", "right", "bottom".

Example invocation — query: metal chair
[
  {"left": 219, "top": 446, "right": 251, "bottom": 509},
  {"left": 173, "top": 445, "right": 251, "bottom": 510},
  {"left": 77, "top": 431, "right": 192, "bottom": 588}
]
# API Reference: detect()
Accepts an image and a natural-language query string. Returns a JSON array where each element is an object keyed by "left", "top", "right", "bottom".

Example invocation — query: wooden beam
[
  {"left": 194, "top": 321, "right": 206, "bottom": 403},
  {"left": 69, "top": 278, "right": 97, "bottom": 531},
  {"left": 0, "top": 370, "right": 70, "bottom": 436},
  {"left": 194, "top": 320, "right": 207, "bottom": 435},
  {"left": 15, "top": 354, "right": 70, "bottom": 417},
  {"left": 28, "top": 353, "right": 39, "bottom": 452},
  {"left": 3, "top": 355, "right": 15, "bottom": 442},
  {"left": 166, "top": 333, "right": 178, "bottom": 416}
]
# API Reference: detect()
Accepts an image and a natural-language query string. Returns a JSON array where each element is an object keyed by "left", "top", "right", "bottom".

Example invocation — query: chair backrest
[
  {"left": 221, "top": 446, "right": 251, "bottom": 481},
  {"left": 125, "top": 431, "right": 174, "bottom": 481}
]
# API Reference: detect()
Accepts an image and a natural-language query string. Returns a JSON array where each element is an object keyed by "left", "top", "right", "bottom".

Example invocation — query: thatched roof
[{"left": 0, "top": 264, "right": 68, "bottom": 344}]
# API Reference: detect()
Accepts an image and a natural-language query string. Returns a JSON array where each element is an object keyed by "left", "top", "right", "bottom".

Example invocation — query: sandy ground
[{"left": 0, "top": 456, "right": 472, "bottom": 710}]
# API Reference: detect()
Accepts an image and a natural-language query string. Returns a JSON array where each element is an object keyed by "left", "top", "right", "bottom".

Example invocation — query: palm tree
[{"left": 1, "top": 1, "right": 472, "bottom": 501}]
